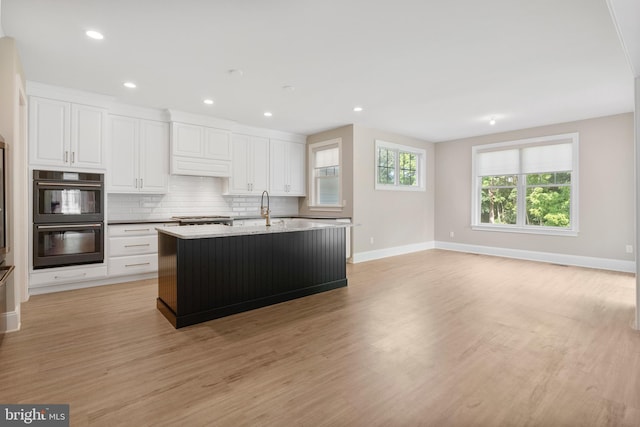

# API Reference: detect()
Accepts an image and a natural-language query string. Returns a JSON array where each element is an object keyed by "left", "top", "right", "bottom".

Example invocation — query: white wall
[
  {"left": 435, "top": 113, "right": 635, "bottom": 270},
  {"left": 108, "top": 175, "right": 298, "bottom": 221}
]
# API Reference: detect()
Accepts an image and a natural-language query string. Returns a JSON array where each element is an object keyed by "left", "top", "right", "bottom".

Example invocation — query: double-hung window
[
  {"left": 309, "top": 138, "right": 342, "bottom": 208},
  {"left": 471, "top": 133, "right": 579, "bottom": 235},
  {"left": 375, "top": 140, "right": 426, "bottom": 191}
]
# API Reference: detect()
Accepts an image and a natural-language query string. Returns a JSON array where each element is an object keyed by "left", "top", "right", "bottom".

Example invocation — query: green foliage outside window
[
  {"left": 481, "top": 172, "right": 571, "bottom": 227},
  {"left": 399, "top": 152, "right": 417, "bottom": 186},
  {"left": 377, "top": 148, "right": 418, "bottom": 186},
  {"left": 377, "top": 148, "right": 395, "bottom": 184}
]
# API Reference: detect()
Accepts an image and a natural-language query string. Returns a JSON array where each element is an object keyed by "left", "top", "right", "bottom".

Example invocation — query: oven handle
[
  {"left": 36, "top": 223, "right": 103, "bottom": 230},
  {"left": 36, "top": 182, "right": 103, "bottom": 188}
]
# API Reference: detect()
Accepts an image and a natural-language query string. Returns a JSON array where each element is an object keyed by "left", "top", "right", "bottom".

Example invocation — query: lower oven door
[{"left": 33, "top": 223, "right": 104, "bottom": 269}]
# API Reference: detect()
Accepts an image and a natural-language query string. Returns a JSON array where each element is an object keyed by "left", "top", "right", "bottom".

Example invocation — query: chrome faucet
[{"left": 260, "top": 190, "right": 271, "bottom": 226}]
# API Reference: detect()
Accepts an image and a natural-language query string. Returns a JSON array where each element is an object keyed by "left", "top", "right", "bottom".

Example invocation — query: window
[
  {"left": 375, "top": 140, "right": 426, "bottom": 191},
  {"left": 309, "top": 138, "right": 342, "bottom": 208},
  {"left": 471, "top": 133, "right": 579, "bottom": 235}
]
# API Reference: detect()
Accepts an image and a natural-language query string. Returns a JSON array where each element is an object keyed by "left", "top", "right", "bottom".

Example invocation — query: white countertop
[{"left": 157, "top": 218, "right": 352, "bottom": 239}]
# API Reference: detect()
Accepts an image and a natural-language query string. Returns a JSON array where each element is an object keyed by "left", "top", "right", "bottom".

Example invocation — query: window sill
[
  {"left": 308, "top": 205, "right": 345, "bottom": 212},
  {"left": 375, "top": 184, "right": 425, "bottom": 192},
  {"left": 471, "top": 224, "right": 578, "bottom": 237}
]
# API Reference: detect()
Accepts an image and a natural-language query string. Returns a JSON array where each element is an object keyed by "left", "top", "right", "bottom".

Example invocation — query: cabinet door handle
[
  {"left": 134, "top": 178, "right": 138, "bottom": 188},
  {"left": 71, "top": 152, "right": 75, "bottom": 163},
  {"left": 64, "top": 151, "right": 69, "bottom": 163},
  {"left": 140, "top": 178, "right": 143, "bottom": 188},
  {"left": 124, "top": 243, "right": 151, "bottom": 248},
  {"left": 124, "top": 228, "right": 151, "bottom": 232},
  {"left": 125, "top": 262, "right": 151, "bottom": 267}
]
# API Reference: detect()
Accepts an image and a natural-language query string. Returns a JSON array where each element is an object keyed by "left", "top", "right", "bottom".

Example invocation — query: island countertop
[{"left": 156, "top": 218, "right": 352, "bottom": 239}]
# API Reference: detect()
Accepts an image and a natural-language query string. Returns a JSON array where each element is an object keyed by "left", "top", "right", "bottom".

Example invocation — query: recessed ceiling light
[
  {"left": 489, "top": 117, "right": 496, "bottom": 125},
  {"left": 123, "top": 82, "right": 137, "bottom": 89},
  {"left": 353, "top": 106, "right": 363, "bottom": 112},
  {"left": 85, "top": 30, "right": 104, "bottom": 40},
  {"left": 203, "top": 99, "right": 214, "bottom": 105},
  {"left": 264, "top": 112, "right": 273, "bottom": 117}
]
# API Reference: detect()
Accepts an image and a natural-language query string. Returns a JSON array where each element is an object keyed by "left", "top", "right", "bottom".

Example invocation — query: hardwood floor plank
[{"left": 1, "top": 250, "right": 639, "bottom": 426}]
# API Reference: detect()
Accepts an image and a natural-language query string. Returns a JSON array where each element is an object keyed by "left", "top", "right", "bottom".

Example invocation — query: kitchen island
[{"left": 156, "top": 219, "right": 350, "bottom": 328}]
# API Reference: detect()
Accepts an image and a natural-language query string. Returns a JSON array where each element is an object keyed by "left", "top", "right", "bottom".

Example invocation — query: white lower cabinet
[
  {"left": 30, "top": 265, "right": 108, "bottom": 290},
  {"left": 108, "top": 223, "right": 176, "bottom": 277}
]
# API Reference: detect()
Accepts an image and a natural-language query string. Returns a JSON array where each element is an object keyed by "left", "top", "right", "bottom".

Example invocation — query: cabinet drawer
[
  {"left": 109, "top": 223, "right": 171, "bottom": 237},
  {"left": 109, "top": 254, "right": 158, "bottom": 277},
  {"left": 109, "top": 235, "right": 157, "bottom": 256},
  {"left": 30, "top": 265, "right": 108, "bottom": 288}
]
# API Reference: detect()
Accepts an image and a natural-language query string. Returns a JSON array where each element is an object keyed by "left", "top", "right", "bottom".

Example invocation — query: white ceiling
[{"left": 1, "top": 0, "right": 635, "bottom": 142}]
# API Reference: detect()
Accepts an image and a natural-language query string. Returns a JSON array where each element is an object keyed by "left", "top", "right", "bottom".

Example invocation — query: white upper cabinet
[
  {"left": 228, "top": 134, "right": 269, "bottom": 194},
  {"left": 269, "top": 139, "right": 305, "bottom": 196},
  {"left": 170, "top": 122, "right": 231, "bottom": 177},
  {"left": 29, "top": 96, "right": 107, "bottom": 169},
  {"left": 139, "top": 120, "right": 170, "bottom": 192},
  {"left": 108, "top": 115, "right": 169, "bottom": 193}
]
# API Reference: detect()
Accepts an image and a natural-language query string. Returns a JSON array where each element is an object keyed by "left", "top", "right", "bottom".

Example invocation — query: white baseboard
[
  {"left": 351, "top": 241, "right": 435, "bottom": 263},
  {"left": 0, "top": 310, "right": 21, "bottom": 333},
  {"left": 435, "top": 241, "right": 636, "bottom": 273},
  {"left": 29, "top": 272, "right": 157, "bottom": 295}
]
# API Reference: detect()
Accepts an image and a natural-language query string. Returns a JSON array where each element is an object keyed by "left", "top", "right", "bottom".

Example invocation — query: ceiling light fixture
[
  {"left": 123, "top": 82, "right": 137, "bottom": 89},
  {"left": 353, "top": 106, "right": 363, "bottom": 112},
  {"left": 489, "top": 117, "right": 496, "bottom": 126},
  {"left": 203, "top": 99, "right": 214, "bottom": 105},
  {"left": 85, "top": 30, "right": 104, "bottom": 40},
  {"left": 264, "top": 112, "right": 273, "bottom": 117}
]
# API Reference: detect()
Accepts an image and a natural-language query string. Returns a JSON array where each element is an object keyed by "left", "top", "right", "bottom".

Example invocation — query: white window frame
[
  {"left": 471, "top": 132, "right": 579, "bottom": 236},
  {"left": 308, "top": 138, "right": 343, "bottom": 210},
  {"left": 375, "top": 140, "right": 426, "bottom": 191}
]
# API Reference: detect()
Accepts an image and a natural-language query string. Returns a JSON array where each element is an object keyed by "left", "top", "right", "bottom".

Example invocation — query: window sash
[
  {"left": 471, "top": 133, "right": 579, "bottom": 235},
  {"left": 309, "top": 139, "right": 342, "bottom": 207},
  {"left": 375, "top": 140, "right": 425, "bottom": 190}
]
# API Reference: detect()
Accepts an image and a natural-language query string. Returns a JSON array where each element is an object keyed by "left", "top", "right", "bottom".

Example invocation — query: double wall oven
[{"left": 33, "top": 170, "right": 104, "bottom": 269}]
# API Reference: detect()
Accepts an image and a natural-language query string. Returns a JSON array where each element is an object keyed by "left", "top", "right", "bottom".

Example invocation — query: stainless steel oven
[
  {"left": 33, "top": 222, "right": 104, "bottom": 269},
  {"left": 33, "top": 170, "right": 104, "bottom": 223},
  {"left": 33, "top": 170, "right": 105, "bottom": 269}
]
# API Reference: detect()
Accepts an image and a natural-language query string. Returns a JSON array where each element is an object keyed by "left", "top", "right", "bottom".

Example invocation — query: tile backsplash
[{"left": 107, "top": 175, "right": 299, "bottom": 220}]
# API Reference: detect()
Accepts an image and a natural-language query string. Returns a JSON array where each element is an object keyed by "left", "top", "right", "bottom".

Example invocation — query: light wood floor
[{"left": 1, "top": 250, "right": 639, "bottom": 426}]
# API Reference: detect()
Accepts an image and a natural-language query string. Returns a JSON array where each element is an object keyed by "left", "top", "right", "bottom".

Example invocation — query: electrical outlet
[
  {"left": 449, "top": 231, "right": 455, "bottom": 238},
  {"left": 626, "top": 245, "right": 633, "bottom": 254}
]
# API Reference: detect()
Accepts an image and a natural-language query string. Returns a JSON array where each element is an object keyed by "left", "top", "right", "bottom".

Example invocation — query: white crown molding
[
  {"left": 167, "top": 110, "right": 306, "bottom": 142},
  {"left": 167, "top": 109, "right": 237, "bottom": 130},
  {"left": 234, "top": 124, "right": 306, "bottom": 143},
  {"left": 109, "top": 103, "right": 170, "bottom": 122},
  {"left": 26, "top": 81, "right": 115, "bottom": 107},
  {"left": 435, "top": 241, "right": 635, "bottom": 273}
]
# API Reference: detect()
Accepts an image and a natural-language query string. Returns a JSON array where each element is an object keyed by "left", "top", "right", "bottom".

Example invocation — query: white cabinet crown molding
[
  {"left": 27, "top": 81, "right": 115, "bottom": 108},
  {"left": 110, "top": 103, "right": 170, "bottom": 122},
  {"left": 167, "top": 109, "right": 236, "bottom": 130},
  {"left": 234, "top": 124, "right": 306, "bottom": 143}
]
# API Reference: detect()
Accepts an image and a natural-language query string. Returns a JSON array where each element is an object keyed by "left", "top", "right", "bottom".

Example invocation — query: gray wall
[
  {"left": 434, "top": 112, "right": 635, "bottom": 262},
  {"left": 352, "top": 125, "right": 435, "bottom": 255},
  {"left": 299, "top": 125, "right": 354, "bottom": 218}
]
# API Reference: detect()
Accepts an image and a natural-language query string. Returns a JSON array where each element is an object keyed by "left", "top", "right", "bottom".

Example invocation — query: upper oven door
[{"left": 33, "top": 171, "right": 104, "bottom": 223}]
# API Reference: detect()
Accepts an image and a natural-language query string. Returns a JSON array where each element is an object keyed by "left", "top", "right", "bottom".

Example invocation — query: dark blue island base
[{"left": 157, "top": 227, "right": 347, "bottom": 328}]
